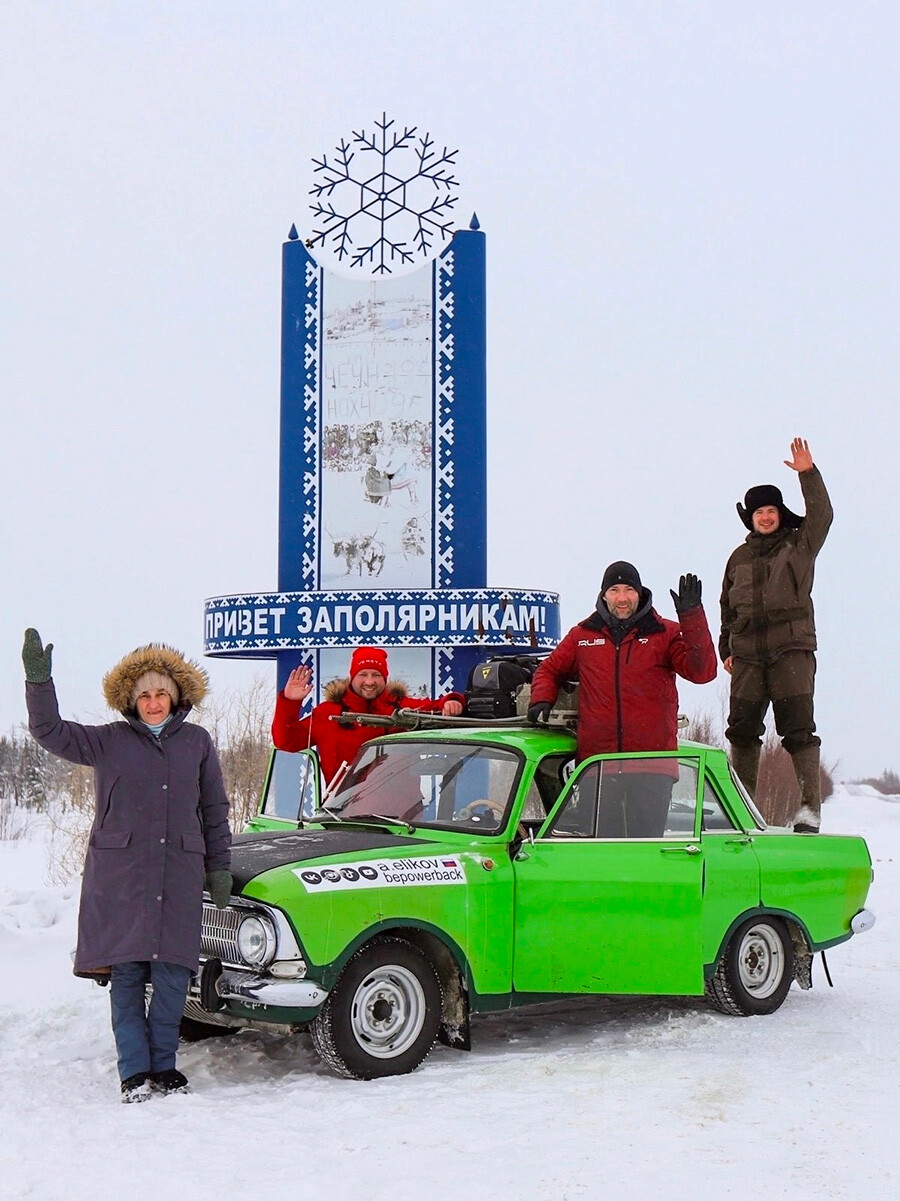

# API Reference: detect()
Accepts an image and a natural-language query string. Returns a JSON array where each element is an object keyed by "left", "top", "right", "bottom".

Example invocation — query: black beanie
[
  {"left": 600, "top": 561, "right": 642, "bottom": 595},
  {"left": 737, "top": 485, "right": 803, "bottom": 531}
]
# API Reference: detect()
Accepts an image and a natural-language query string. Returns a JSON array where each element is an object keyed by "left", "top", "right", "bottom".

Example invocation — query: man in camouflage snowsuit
[{"left": 720, "top": 438, "right": 832, "bottom": 833}]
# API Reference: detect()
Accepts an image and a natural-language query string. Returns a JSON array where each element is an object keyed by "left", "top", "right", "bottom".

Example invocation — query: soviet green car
[{"left": 185, "top": 721, "right": 874, "bottom": 1080}]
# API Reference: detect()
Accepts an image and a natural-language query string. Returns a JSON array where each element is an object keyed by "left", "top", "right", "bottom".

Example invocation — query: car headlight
[{"left": 236, "top": 912, "right": 277, "bottom": 967}]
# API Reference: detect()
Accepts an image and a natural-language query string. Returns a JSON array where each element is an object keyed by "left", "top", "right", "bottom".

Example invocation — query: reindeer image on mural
[{"left": 327, "top": 526, "right": 387, "bottom": 579}]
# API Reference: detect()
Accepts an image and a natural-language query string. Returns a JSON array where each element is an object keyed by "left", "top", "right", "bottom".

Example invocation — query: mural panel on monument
[{"left": 320, "top": 271, "right": 433, "bottom": 590}]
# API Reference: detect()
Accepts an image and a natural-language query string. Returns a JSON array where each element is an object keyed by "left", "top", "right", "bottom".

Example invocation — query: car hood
[{"left": 231, "top": 827, "right": 431, "bottom": 891}]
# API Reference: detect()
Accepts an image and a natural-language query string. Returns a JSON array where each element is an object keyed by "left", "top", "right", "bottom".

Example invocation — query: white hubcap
[
  {"left": 350, "top": 965, "right": 427, "bottom": 1059},
  {"left": 738, "top": 924, "right": 785, "bottom": 998}
]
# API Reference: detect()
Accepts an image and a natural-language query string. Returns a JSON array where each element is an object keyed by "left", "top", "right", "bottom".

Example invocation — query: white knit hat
[{"left": 129, "top": 670, "right": 179, "bottom": 709}]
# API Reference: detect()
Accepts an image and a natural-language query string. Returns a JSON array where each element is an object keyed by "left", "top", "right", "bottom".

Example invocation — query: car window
[
  {"left": 700, "top": 779, "right": 738, "bottom": 832},
  {"left": 519, "top": 779, "right": 546, "bottom": 822},
  {"left": 327, "top": 741, "right": 522, "bottom": 831},
  {"left": 544, "top": 756, "right": 701, "bottom": 840},
  {"left": 520, "top": 754, "right": 576, "bottom": 821},
  {"left": 261, "top": 749, "right": 322, "bottom": 821},
  {"left": 726, "top": 764, "right": 767, "bottom": 829}
]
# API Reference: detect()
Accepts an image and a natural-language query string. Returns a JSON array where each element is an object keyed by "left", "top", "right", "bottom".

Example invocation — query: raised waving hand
[{"left": 784, "top": 437, "right": 814, "bottom": 473}]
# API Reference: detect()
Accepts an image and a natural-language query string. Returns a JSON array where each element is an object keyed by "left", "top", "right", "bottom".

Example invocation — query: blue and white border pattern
[
  {"left": 434, "top": 248, "right": 455, "bottom": 588},
  {"left": 435, "top": 645, "right": 457, "bottom": 697},
  {"left": 302, "top": 259, "right": 321, "bottom": 591}
]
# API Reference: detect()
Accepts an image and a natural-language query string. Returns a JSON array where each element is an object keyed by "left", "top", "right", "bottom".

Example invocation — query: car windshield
[{"left": 323, "top": 741, "right": 522, "bottom": 831}]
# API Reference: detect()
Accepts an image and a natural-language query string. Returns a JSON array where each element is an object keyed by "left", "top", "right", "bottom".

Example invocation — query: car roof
[
  {"left": 367, "top": 725, "right": 722, "bottom": 761},
  {"left": 369, "top": 724, "right": 577, "bottom": 756}
]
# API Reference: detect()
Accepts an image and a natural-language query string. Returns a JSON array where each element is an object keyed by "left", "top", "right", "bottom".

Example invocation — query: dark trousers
[
  {"left": 597, "top": 772, "right": 675, "bottom": 838},
  {"left": 109, "top": 961, "right": 192, "bottom": 1081},
  {"left": 725, "top": 650, "right": 819, "bottom": 754}
]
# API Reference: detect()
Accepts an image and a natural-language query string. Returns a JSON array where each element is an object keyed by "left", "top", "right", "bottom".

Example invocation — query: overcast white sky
[{"left": 2, "top": 1, "right": 897, "bottom": 779}]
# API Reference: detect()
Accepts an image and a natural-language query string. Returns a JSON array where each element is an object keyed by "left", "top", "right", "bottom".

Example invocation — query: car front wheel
[
  {"left": 706, "top": 916, "right": 795, "bottom": 1016},
  {"left": 310, "top": 937, "right": 442, "bottom": 1079}
]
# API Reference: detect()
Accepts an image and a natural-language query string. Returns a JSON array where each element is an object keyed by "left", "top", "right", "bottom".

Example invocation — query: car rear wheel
[
  {"left": 310, "top": 937, "right": 442, "bottom": 1079},
  {"left": 706, "top": 916, "right": 795, "bottom": 1016}
]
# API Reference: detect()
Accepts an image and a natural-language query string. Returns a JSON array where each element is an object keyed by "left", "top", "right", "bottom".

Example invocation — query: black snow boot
[
  {"left": 149, "top": 1068, "right": 190, "bottom": 1095},
  {"left": 121, "top": 1073, "right": 151, "bottom": 1104},
  {"left": 791, "top": 745, "right": 822, "bottom": 833},
  {"left": 729, "top": 743, "right": 760, "bottom": 799}
]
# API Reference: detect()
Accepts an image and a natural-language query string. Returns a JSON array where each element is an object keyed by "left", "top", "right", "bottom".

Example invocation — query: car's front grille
[{"left": 200, "top": 902, "right": 244, "bottom": 965}]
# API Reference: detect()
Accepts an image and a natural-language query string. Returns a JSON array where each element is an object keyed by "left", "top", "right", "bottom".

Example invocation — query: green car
[{"left": 185, "top": 723, "right": 875, "bottom": 1080}]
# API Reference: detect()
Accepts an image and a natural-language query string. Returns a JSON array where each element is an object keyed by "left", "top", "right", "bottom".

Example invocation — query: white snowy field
[{"left": 0, "top": 789, "right": 896, "bottom": 1201}]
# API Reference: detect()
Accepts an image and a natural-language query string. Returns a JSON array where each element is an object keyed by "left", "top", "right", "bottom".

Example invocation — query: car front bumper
[{"left": 215, "top": 966, "right": 329, "bottom": 1009}]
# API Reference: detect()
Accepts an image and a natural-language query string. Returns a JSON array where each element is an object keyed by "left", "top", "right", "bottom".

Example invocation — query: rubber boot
[
  {"left": 791, "top": 745, "right": 821, "bottom": 833},
  {"left": 729, "top": 743, "right": 760, "bottom": 799}
]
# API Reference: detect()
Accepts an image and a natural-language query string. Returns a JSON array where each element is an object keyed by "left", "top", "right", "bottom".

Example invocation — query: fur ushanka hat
[
  {"left": 102, "top": 644, "right": 208, "bottom": 715},
  {"left": 736, "top": 484, "right": 803, "bottom": 532}
]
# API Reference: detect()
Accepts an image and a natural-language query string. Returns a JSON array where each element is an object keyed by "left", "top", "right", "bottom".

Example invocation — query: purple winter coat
[{"left": 27, "top": 680, "right": 232, "bottom": 975}]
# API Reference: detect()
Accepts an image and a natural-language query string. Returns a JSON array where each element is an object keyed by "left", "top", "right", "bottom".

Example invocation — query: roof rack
[
  {"left": 330, "top": 708, "right": 577, "bottom": 732},
  {"left": 330, "top": 708, "right": 686, "bottom": 735}
]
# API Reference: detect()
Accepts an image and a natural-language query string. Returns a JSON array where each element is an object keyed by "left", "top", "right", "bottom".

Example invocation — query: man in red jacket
[
  {"left": 271, "top": 647, "right": 464, "bottom": 786},
  {"left": 528, "top": 562, "right": 717, "bottom": 836}
]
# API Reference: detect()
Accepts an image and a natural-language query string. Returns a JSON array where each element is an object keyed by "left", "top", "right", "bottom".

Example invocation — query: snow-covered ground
[{"left": 1, "top": 788, "right": 896, "bottom": 1201}]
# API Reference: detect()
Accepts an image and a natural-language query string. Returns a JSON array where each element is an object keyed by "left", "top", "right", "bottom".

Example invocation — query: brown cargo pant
[
  {"left": 726, "top": 650, "right": 821, "bottom": 820},
  {"left": 725, "top": 650, "right": 819, "bottom": 755}
]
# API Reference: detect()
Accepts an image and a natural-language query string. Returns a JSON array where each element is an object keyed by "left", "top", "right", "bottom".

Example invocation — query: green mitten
[
  {"left": 22, "top": 628, "right": 53, "bottom": 683},
  {"left": 204, "top": 870, "right": 233, "bottom": 910}
]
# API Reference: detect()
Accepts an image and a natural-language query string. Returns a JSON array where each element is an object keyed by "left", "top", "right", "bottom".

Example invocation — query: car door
[
  {"left": 512, "top": 753, "right": 707, "bottom": 997},
  {"left": 695, "top": 770, "right": 762, "bottom": 965},
  {"left": 244, "top": 748, "right": 323, "bottom": 831}
]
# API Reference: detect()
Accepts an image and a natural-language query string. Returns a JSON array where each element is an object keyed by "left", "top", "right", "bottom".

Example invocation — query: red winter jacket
[
  {"left": 271, "top": 678, "right": 464, "bottom": 785},
  {"left": 529, "top": 596, "right": 717, "bottom": 761}
]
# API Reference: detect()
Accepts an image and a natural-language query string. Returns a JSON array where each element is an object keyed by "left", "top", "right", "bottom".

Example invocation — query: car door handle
[{"left": 660, "top": 844, "right": 702, "bottom": 856}]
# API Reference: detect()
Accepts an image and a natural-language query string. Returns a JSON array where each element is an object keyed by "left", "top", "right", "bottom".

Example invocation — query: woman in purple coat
[{"left": 23, "top": 630, "right": 232, "bottom": 1104}]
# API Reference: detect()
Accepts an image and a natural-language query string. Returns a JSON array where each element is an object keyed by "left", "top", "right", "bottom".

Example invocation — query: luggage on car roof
[{"left": 464, "top": 656, "right": 539, "bottom": 719}]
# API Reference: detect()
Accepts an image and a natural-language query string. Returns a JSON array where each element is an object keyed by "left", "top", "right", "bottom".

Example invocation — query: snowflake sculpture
[{"left": 308, "top": 114, "right": 459, "bottom": 275}]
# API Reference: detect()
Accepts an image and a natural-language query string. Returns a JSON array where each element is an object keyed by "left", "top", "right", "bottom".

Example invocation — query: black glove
[
  {"left": 670, "top": 574, "right": 702, "bottom": 615},
  {"left": 527, "top": 702, "right": 553, "bottom": 725},
  {"left": 22, "top": 628, "right": 53, "bottom": 683},
  {"left": 205, "top": 870, "right": 233, "bottom": 910}
]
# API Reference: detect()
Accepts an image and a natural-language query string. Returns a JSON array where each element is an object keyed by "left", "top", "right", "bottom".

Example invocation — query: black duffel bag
[{"left": 464, "top": 656, "right": 540, "bottom": 719}]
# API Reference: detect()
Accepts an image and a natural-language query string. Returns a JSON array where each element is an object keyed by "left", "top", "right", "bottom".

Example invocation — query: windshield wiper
[
  {"left": 316, "top": 811, "right": 416, "bottom": 834},
  {"left": 363, "top": 812, "right": 416, "bottom": 833},
  {"left": 310, "top": 808, "right": 344, "bottom": 824}
]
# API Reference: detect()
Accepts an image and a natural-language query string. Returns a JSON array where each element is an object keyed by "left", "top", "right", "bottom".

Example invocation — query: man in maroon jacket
[{"left": 528, "top": 562, "right": 717, "bottom": 836}]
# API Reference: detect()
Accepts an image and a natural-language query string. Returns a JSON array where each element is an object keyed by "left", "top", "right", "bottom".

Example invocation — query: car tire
[
  {"left": 706, "top": 916, "right": 795, "bottom": 1016},
  {"left": 310, "top": 937, "right": 442, "bottom": 1079}
]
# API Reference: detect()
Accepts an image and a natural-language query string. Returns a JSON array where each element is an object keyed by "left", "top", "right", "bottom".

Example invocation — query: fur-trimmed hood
[
  {"left": 322, "top": 677, "right": 410, "bottom": 706},
  {"left": 102, "top": 644, "right": 208, "bottom": 714}
]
